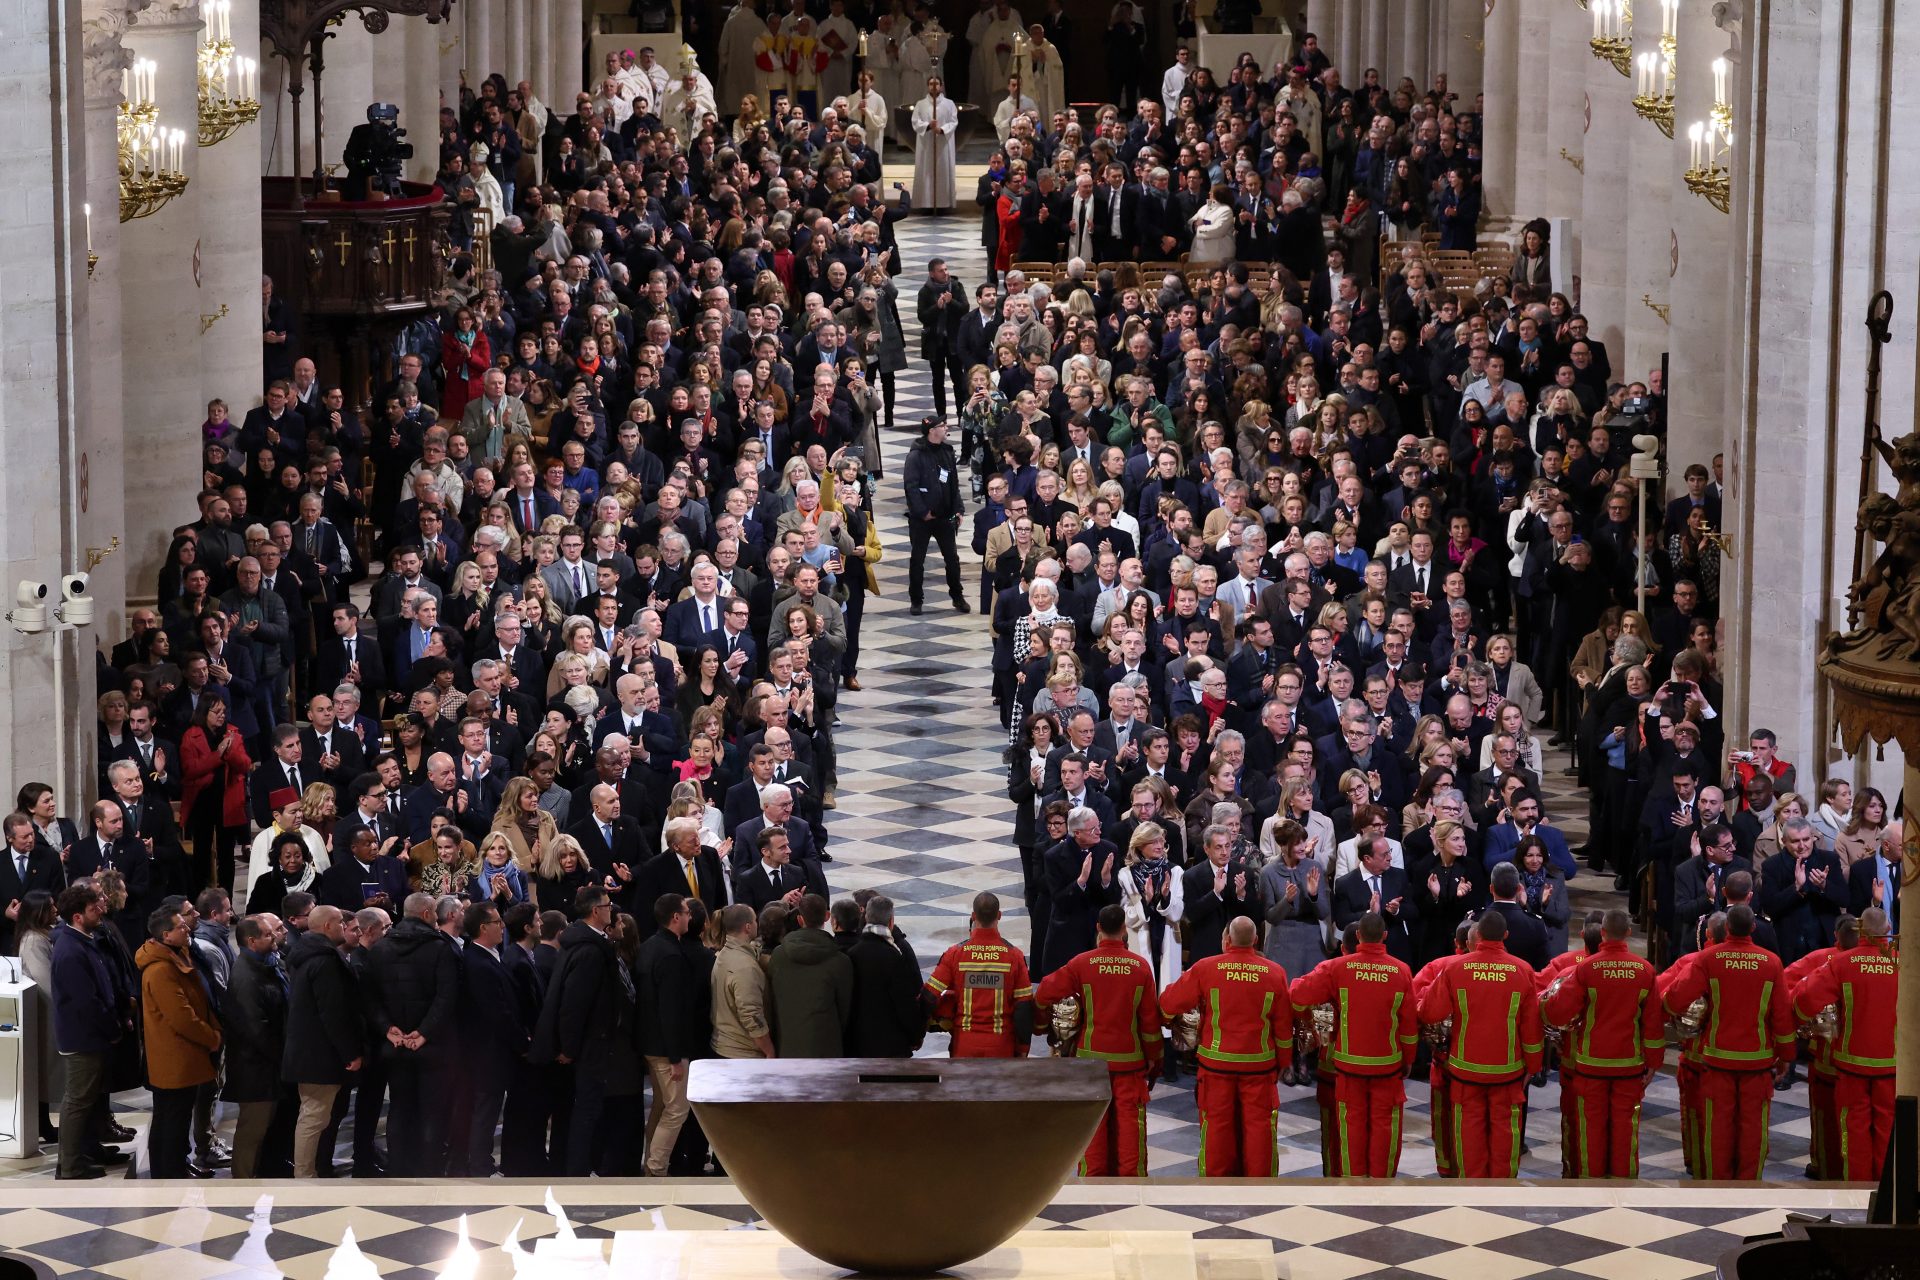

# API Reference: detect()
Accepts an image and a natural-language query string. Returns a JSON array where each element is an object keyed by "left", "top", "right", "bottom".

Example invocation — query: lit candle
[
  {"left": 174, "top": 128, "right": 186, "bottom": 170},
  {"left": 1663, "top": 0, "right": 1676, "bottom": 39},
  {"left": 82, "top": 202, "right": 91, "bottom": 251},
  {"left": 121, "top": 67, "right": 129, "bottom": 103},
  {"left": 1712, "top": 56, "right": 1728, "bottom": 104},
  {"left": 1640, "top": 53, "right": 1652, "bottom": 95},
  {"left": 1593, "top": 0, "right": 1604, "bottom": 38},
  {"left": 1688, "top": 120, "right": 1703, "bottom": 168},
  {"left": 221, "top": 1, "right": 231, "bottom": 42},
  {"left": 245, "top": 58, "right": 256, "bottom": 100}
]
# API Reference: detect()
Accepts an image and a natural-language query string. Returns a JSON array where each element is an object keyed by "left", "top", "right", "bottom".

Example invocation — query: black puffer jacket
[
  {"left": 221, "top": 947, "right": 287, "bottom": 1102},
  {"left": 530, "top": 921, "right": 634, "bottom": 1070},
  {"left": 362, "top": 918, "right": 460, "bottom": 1059},
  {"left": 281, "top": 931, "right": 361, "bottom": 1084}
]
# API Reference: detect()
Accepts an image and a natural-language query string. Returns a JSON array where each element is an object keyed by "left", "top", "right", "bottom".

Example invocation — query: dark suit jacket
[
  {"left": 1038, "top": 838, "right": 1122, "bottom": 976},
  {"left": 735, "top": 860, "right": 808, "bottom": 913},
  {"left": 67, "top": 834, "right": 154, "bottom": 915},
  {"left": 567, "top": 814, "right": 649, "bottom": 877},
  {"left": 1846, "top": 854, "right": 1903, "bottom": 930},
  {"left": 0, "top": 847, "right": 63, "bottom": 951},
  {"left": 459, "top": 939, "right": 529, "bottom": 1088},
  {"left": 318, "top": 854, "right": 411, "bottom": 911},
  {"left": 1332, "top": 866, "right": 1419, "bottom": 964},
  {"left": 731, "top": 816, "right": 827, "bottom": 897},
  {"left": 1759, "top": 848, "right": 1849, "bottom": 963},
  {"left": 312, "top": 633, "right": 388, "bottom": 707},
  {"left": 634, "top": 849, "right": 729, "bottom": 931},
  {"left": 300, "top": 727, "right": 368, "bottom": 790},
  {"left": 114, "top": 794, "right": 185, "bottom": 875},
  {"left": 1181, "top": 858, "right": 1261, "bottom": 962},
  {"left": 1489, "top": 899, "right": 1551, "bottom": 970}
]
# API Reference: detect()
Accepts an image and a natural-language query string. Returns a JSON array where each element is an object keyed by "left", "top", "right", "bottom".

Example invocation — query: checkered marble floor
[{"left": 0, "top": 1180, "right": 1868, "bottom": 1280}]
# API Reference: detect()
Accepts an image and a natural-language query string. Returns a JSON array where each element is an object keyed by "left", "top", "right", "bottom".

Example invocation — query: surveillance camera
[
  {"left": 61, "top": 573, "right": 88, "bottom": 601},
  {"left": 1632, "top": 434, "right": 1661, "bottom": 457},
  {"left": 7, "top": 582, "right": 46, "bottom": 635},
  {"left": 14, "top": 581, "right": 46, "bottom": 609}
]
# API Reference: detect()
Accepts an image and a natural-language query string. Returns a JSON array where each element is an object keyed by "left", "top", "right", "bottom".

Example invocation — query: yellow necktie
[{"left": 684, "top": 858, "right": 700, "bottom": 901}]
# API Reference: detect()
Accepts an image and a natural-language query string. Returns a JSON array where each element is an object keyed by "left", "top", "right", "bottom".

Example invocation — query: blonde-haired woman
[
  {"left": 534, "top": 832, "right": 597, "bottom": 916},
  {"left": 492, "top": 774, "right": 559, "bottom": 870},
  {"left": 1118, "top": 821, "right": 1183, "bottom": 994}
]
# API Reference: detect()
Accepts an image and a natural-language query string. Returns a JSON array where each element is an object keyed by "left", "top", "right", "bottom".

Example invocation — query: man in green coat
[{"left": 768, "top": 894, "right": 854, "bottom": 1056}]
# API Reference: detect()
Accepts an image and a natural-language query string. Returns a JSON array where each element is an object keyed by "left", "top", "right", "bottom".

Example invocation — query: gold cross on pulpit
[
  {"left": 382, "top": 228, "right": 398, "bottom": 260},
  {"left": 334, "top": 230, "right": 353, "bottom": 266},
  {"left": 403, "top": 228, "right": 418, "bottom": 263}
]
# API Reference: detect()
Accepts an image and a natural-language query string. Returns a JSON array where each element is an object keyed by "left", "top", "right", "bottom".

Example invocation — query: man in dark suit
[
  {"left": 332, "top": 771, "right": 408, "bottom": 865},
  {"left": 250, "top": 725, "right": 311, "bottom": 832},
  {"left": 734, "top": 825, "right": 809, "bottom": 913},
  {"left": 1465, "top": 734, "right": 1542, "bottom": 829},
  {"left": 1847, "top": 829, "right": 1904, "bottom": 932},
  {"left": 1039, "top": 754, "right": 1118, "bottom": 835},
  {"left": 65, "top": 800, "right": 154, "bottom": 927},
  {"left": 1037, "top": 812, "right": 1121, "bottom": 978},
  {"left": 109, "top": 701, "right": 180, "bottom": 803},
  {"left": 731, "top": 788, "right": 828, "bottom": 898},
  {"left": 104, "top": 758, "right": 187, "bottom": 898},
  {"left": 312, "top": 603, "right": 388, "bottom": 711},
  {"left": 300, "top": 694, "right": 368, "bottom": 791},
  {"left": 1332, "top": 835, "right": 1419, "bottom": 965},
  {"left": 1485, "top": 862, "right": 1550, "bottom": 971},
  {"left": 1672, "top": 823, "right": 1751, "bottom": 955},
  {"left": 567, "top": 782, "right": 650, "bottom": 886},
  {"left": 406, "top": 752, "right": 488, "bottom": 843},
  {"left": 952, "top": 282, "right": 1002, "bottom": 377},
  {"left": 1182, "top": 822, "right": 1260, "bottom": 964},
  {"left": 0, "top": 813, "right": 62, "bottom": 951},
  {"left": 318, "top": 827, "right": 410, "bottom": 913},
  {"left": 1758, "top": 817, "right": 1848, "bottom": 965},
  {"left": 455, "top": 901, "right": 527, "bottom": 1177},
  {"left": 721, "top": 747, "right": 778, "bottom": 840},
  {"left": 501, "top": 462, "right": 564, "bottom": 536},
  {"left": 1092, "top": 165, "right": 1139, "bottom": 263},
  {"left": 634, "top": 818, "right": 730, "bottom": 934},
  {"left": 450, "top": 716, "right": 510, "bottom": 819}
]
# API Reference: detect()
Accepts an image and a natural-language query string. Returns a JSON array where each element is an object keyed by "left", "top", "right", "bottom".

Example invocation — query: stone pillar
[
  {"left": 552, "top": 0, "right": 582, "bottom": 102},
  {"left": 2, "top": 0, "right": 99, "bottom": 810},
  {"left": 78, "top": 0, "right": 130, "bottom": 628},
  {"left": 1480, "top": 0, "right": 1518, "bottom": 222},
  {"left": 1541, "top": 0, "right": 1586, "bottom": 225},
  {"left": 439, "top": 1, "right": 463, "bottom": 108},
  {"left": 1334, "top": 0, "right": 1359, "bottom": 79},
  {"left": 316, "top": 20, "right": 374, "bottom": 172},
  {"left": 1578, "top": 44, "right": 1630, "bottom": 356},
  {"left": 528, "top": 0, "right": 550, "bottom": 105},
  {"left": 199, "top": 0, "right": 265, "bottom": 478},
  {"left": 1658, "top": 0, "right": 1735, "bottom": 485},
  {"left": 1511, "top": 0, "right": 1553, "bottom": 220},
  {"left": 1399, "top": 0, "right": 1430, "bottom": 100},
  {"left": 1621, "top": 25, "right": 1673, "bottom": 387},
  {"left": 466, "top": 0, "right": 492, "bottom": 92},
  {"left": 505, "top": 0, "right": 528, "bottom": 87},
  {"left": 122, "top": 0, "right": 207, "bottom": 610},
  {"left": 1442, "top": 0, "right": 1483, "bottom": 103},
  {"left": 1304, "top": 0, "right": 1334, "bottom": 49},
  {"left": 1362, "top": 0, "right": 1387, "bottom": 79}
]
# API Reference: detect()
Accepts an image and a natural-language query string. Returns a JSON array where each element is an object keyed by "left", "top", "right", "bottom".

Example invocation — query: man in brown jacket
[
  {"left": 710, "top": 905, "right": 775, "bottom": 1059},
  {"left": 138, "top": 902, "right": 223, "bottom": 1178}
]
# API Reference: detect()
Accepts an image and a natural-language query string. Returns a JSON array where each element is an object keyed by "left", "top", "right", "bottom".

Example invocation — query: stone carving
[
  {"left": 79, "top": 0, "right": 149, "bottom": 102},
  {"left": 1711, "top": 0, "right": 1743, "bottom": 62},
  {"left": 130, "top": 0, "right": 207, "bottom": 28}
]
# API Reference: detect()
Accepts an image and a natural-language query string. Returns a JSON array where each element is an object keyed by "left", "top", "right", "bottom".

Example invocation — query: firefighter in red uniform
[
  {"left": 1543, "top": 908, "right": 1665, "bottom": 1178},
  {"left": 1288, "top": 913, "right": 1417, "bottom": 1177},
  {"left": 1782, "top": 915, "right": 1854, "bottom": 1179},
  {"left": 1657, "top": 912, "right": 1726, "bottom": 1176},
  {"left": 924, "top": 893, "right": 1035, "bottom": 1058},
  {"left": 1035, "top": 904, "right": 1164, "bottom": 1176},
  {"left": 1792, "top": 907, "right": 1898, "bottom": 1181},
  {"left": 1417, "top": 911, "right": 1543, "bottom": 1178},
  {"left": 1302, "top": 926, "right": 1359, "bottom": 1174},
  {"left": 1160, "top": 916, "right": 1293, "bottom": 1177},
  {"left": 1660, "top": 904, "right": 1796, "bottom": 1180},
  {"left": 1414, "top": 923, "right": 1472, "bottom": 1177}
]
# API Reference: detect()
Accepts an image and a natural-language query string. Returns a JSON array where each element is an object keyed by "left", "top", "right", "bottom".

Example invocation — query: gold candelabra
[
  {"left": 1685, "top": 117, "right": 1731, "bottom": 214},
  {"left": 1631, "top": 50, "right": 1674, "bottom": 136},
  {"left": 118, "top": 59, "right": 188, "bottom": 223},
  {"left": 197, "top": 2, "right": 260, "bottom": 148},
  {"left": 1642, "top": 293, "right": 1671, "bottom": 323},
  {"left": 1590, "top": 0, "right": 1632, "bottom": 75}
]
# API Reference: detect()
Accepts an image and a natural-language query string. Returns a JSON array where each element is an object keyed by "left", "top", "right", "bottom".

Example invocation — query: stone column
[
  {"left": 1399, "top": 0, "right": 1430, "bottom": 100},
  {"left": 397, "top": 15, "right": 440, "bottom": 184},
  {"left": 1442, "top": 0, "right": 1483, "bottom": 103},
  {"left": 552, "top": 0, "right": 582, "bottom": 102},
  {"left": 1334, "top": 0, "right": 1359, "bottom": 79},
  {"left": 122, "top": 0, "right": 206, "bottom": 609},
  {"left": 466, "top": 0, "right": 493, "bottom": 91},
  {"left": 1362, "top": 0, "right": 1387, "bottom": 79},
  {"left": 439, "top": 2, "right": 463, "bottom": 108},
  {"left": 1621, "top": 24, "right": 1673, "bottom": 386},
  {"left": 1511, "top": 0, "right": 1554, "bottom": 220},
  {"left": 316, "top": 20, "right": 374, "bottom": 172},
  {"left": 1480, "top": 0, "right": 1518, "bottom": 222},
  {"left": 528, "top": 0, "right": 550, "bottom": 105},
  {"left": 78, "top": 0, "right": 130, "bottom": 628},
  {"left": 1578, "top": 42, "right": 1630, "bottom": 356},
  {"left": 199, "top": 0, "right": 265, "bottom": 467},
  {"left": 1305, "top": 0, "right": 1334, "bottom": 48},
  {"left": 505, "top": 0, "right": 528, "bottom": 87},
  {"left": 1541, "top": 0, "right": 1586, "bottom": 225},
  {"left": 2, "top": 0, "right": 100, "bottom": 808}
]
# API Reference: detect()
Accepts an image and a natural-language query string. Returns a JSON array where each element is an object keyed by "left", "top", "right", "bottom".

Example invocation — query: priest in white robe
[
  {"left": 717, "top": 1, "right": 766, "bottom": 113},
  {"left": 849, "top": 68, "right": 889, "bottom": 160},
  {"left": 662, "top": 71, "right": 719, "bottom": 136},
  {"left": 1010, "top": 24, "right": 1064, "bottom": 129},
  {"left": 968, "top": 2, "right": 1024, "bottom": 111},
  {"left": 910, "top": 77, "right": 959, "bottom": 213},
  {"left": 816, "top": 0, "right": 859, "bottom": 106},
  {"left": 993, "top": 79, "right": 1037, "bottom": 145},
  {"left": 866, "top": 15, "right": 908, "bottom": 145}
]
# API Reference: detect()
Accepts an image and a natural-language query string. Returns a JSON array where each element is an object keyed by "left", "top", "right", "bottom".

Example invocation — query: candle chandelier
[
  {"left": 1630, "top": 0, "right": 1676, "bottom": 135},
  {"left": 1590, "top": 0, "right": 1631, "bottom": 75},
  {"left": 118, "top": 58, "right": 189, "bottom": 222},
  {"left": 197, "top": 0, "right": 260, "bottom": 147},
  {"left": 1684, "top": 57, "right": 1733, "bottom": 213}
]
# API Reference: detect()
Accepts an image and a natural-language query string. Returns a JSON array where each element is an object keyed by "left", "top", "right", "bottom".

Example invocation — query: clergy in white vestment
[
  {"left": 816, "top": 0, "right": 859, "bottom": 104},
  {"left": 910, "top": 77, "right": 959, "bottom": 212},
  {"left": 1009, "top": 24, "right": 1064, "bottom": 128},
  {"left": 968, "top": 1, "right": 1024, "bottom": 110},
  {"left": 662, "top": 71, "right": 719, "bottom": 135},
  {"left": 992, "top": 79, "right": 1038, "bottom": 145},
  {"left": 751, "top": 13, "right": 791, "bottom": 108},
  {"left": 468, "top": 144, "right": 505, "bottom": 225},
  {"left": 849, "top": 68, "right": 889, "bottom": 160},
  {"left": 717, "top": 1, "right": 766, "bottom": 112}
]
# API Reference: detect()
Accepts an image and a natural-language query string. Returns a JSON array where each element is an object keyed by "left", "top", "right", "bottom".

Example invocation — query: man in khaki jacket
[{"left": 710, "top": 905, "right": 775, "bottom": 1058}]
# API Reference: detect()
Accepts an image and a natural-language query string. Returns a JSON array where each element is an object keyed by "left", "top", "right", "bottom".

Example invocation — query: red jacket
[
  {"left": 1542, "top": 939, "right": 1664, "bottom": 1076},
  {"left": 924, "top": 926, "right": 1033, "bottom": 1048},
  {"left": 1661, "top": 938, "right": 1795, "bottom": 1071},
  {"left": 1161, "top": 944, "right": 1292, "bottom": 1074},
  {"left": 1784, "top": 946, "right": 1839, "bottom": 1077},
  {"left": 180, "top": 725, "right": 253, "bottom": 829},
  {"left": 1288, "top": 941, "right": 1417, "bottom": 1077},
  {"left": 1036, "top": 939, "right": 1163, "bottom": 1074},
  {"left": 1536, "top": 947, "right": 1585, "bottom": 992},
  {"left": 1417, "top": 940, "right": 1543, "bottom": 1083},
  {"left": 1791, "top": 943, "right": 1897, "bottom": 1076}
]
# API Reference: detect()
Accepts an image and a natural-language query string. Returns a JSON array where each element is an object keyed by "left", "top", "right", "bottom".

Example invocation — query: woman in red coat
[
  {"left": 995, "top": 166, "right": 1028, "bottom": 278},
  {"left": 180, "top": 697, "right": 252, "bottom": 892},
  {"left": 439, "top": 305, "right": 491, "bottom": 424}
]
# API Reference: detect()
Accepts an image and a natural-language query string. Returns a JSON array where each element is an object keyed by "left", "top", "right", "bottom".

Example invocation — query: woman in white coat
[
  {"left": 1187, "top": 182, "right": 1237, "bottom": 264},
  {"left": 1118, "top": 822, "right": 1183, "bottom": 994}
]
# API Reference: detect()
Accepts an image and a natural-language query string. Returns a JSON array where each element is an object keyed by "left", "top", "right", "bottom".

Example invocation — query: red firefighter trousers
[{"left": 1195, "top": 1067, "right": 1279, "bottom": 1177}]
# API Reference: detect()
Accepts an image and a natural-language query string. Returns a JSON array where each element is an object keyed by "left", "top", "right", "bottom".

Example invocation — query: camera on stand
[{"left": 343, "top": 102, "right": 414, "bottom": 199}]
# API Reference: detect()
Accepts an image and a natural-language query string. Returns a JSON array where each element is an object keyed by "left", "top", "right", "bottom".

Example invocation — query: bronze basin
[{"left": 689, "top": 1057, "right": 1110, "bottom": 1275}]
